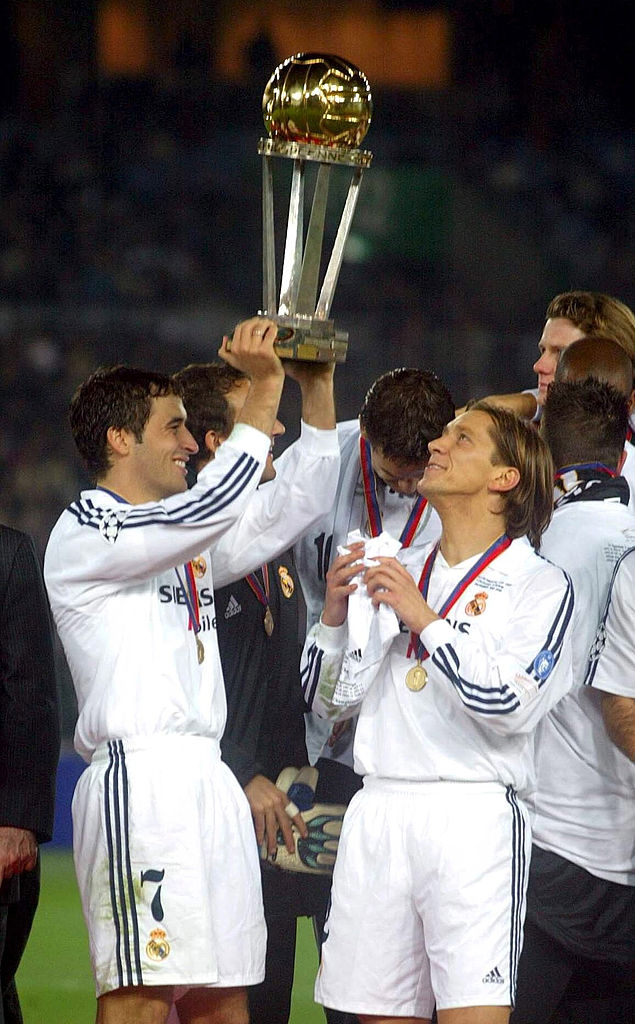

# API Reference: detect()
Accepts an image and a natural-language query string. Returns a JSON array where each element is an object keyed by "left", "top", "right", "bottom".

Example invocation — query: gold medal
[
  {"left": 405, "top": 663, "right": 427, "bottom": 691},
  {"left": 264, "top": 606, "right": 274, "bottom": 636},
  {"left": 196, "top": 635, "right": 205, "bottom": 664}
]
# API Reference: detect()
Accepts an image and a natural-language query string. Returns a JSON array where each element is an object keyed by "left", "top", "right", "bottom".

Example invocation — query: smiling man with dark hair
[{"left": 44, "top": 317, "right": 339, "bottom": 1024}]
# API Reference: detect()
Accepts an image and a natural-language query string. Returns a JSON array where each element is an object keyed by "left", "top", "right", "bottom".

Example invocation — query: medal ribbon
[
  {"left": 626, "top": 426, "right": 633, "bottom": 445},
  {"left": 407, "top": 534, "right": 512, "bottom": 661},
  {"left": 245, "top": 564, "right": 270, "bottom": 610},
  {"left": 174, "top": 562, "right": 201, "bottom": 636},
  {"left": 359, "top": 437, "right": 428, "bottom": 546}
]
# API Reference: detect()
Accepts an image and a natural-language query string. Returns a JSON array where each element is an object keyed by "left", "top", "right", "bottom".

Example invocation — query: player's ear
[
  {"left": 489, "top": 465, "right": 520, "bottom": 494},
  {"left": 106, "top": 426, "right": 134, "bottom": 458},
  {"left": 204, "top": 429, "right": 224, "bottom": 457}
]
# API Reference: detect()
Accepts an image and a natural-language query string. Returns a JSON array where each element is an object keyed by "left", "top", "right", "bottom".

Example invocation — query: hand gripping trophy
[{"left": 259, "top": 53, "right": 373, "bottom": 362}]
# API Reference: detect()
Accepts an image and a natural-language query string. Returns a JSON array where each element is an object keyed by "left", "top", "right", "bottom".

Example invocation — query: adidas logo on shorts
[
  {"left": 224, "top": 595, "right": 242, "bottom": 620},
  {"left": 482, "top": 966, "right": 505, "bottom": 985}
]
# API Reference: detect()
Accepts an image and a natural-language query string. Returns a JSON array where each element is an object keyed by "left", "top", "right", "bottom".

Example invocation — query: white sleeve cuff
[
  {"left": 299, "top": 420, "right": 340, "bottom": 454},
  {"left": 419, "top": 617, "right": 455, "bottom": 653},
  {"left": 223, "top": 422, "right": 271, "bottom": 461},
  {"left": 316, "top": 618, "right": 348, "bottom": 653}
]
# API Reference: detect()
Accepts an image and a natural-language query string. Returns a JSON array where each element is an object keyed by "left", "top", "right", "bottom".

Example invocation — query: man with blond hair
[{"left": 301, "top": 403, "right": 574, "bottom": 1024}]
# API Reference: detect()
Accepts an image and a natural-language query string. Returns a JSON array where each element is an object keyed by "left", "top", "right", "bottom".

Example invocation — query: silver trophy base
[{"left": 270, "top": 317, "right": 348, "bottom": 363}]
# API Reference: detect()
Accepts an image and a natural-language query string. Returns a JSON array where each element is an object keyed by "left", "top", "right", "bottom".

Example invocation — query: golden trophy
[{"left": 259, "top": 53, "right": 373, "bottom": 362}]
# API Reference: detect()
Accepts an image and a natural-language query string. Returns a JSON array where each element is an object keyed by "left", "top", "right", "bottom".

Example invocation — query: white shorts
[
  {"left": 316, "top": 777, "right": 531, "bottom": 1017},
  {"left": 72, "top": 735, "right": 266, "bottom": 997}
]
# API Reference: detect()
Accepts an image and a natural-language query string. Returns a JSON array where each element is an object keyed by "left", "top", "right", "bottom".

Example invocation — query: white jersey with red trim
[
  {"left": 301, "top": 536, "right": 574, "bottom": 796},
  {"left": 294, "top": 420, "right": 441, "bottom": 631},
  {"left": 45, "top": 421, "right": 339, "bottom": 761},
  {"left": 530, "top": 499, "right": 635, "bottom": 885}
]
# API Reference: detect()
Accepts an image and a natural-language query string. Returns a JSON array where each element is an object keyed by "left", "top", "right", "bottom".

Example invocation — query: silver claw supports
[{"left": 258, "top": 137, "right": 372, "bottom": 362}]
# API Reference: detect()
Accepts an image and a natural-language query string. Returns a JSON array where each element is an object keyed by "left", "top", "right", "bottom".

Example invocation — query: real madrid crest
[
  {"left": 146, "top": 928, "right": 170, "bottom": 961},
  {"left": 465, "top": 591, "right": 488, "bottom": 616},
  {"left": 191, "top": 555, "right": 207, "bottom": 579},
  {"left": 278, "top": 565, "right": 294, "bottom": 598}
]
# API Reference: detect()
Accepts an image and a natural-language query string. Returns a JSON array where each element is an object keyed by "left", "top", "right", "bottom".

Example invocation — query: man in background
[
  {"left": 0, "top": 525, "right": 60, "bottom": 1024},
  {"left": 294, "top": 367, "right": 455, "bottom": 1024},
  {"left": 465, "top": 289, "right": 635, "bottom": 419},
  {"left": 554, "top": 334, "right": 635, "bottom": 510},
  {"left": 512, "top": 377, "right": 635, "bottom": 1023},
  {"left": 295, "top": 367, "right": 455, "bottom": 772}
]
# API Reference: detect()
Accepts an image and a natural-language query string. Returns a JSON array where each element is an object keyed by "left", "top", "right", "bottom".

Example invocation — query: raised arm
[
  {"left": 220, "top": 316, "right": 285, "bottom": 436},
  {"left": 46, "top": 322, "right": 288, "bottom": 588},
  {"left": 456, "top": 392, "right": 538, "bottom": 420},
  {"left": 283, "top": 359, "right": 337, "bottom": 430}
]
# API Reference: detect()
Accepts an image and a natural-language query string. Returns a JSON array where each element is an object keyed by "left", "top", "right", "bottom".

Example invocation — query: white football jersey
[
  {"left": 586, "top": 545, "right": 635, "bottom": 698},
  {"left": 45, "top": 422, "right": 339, "bottom": 761},
  {"left": 294, "top": 419, "right": 441, "bottom": 764},
  {"left": 294, "top": 420, "right": 440, "bottom": 630},
  {"left": 531, "top": 497, "right": 635, "bottom": 884},
  {"left": 301, "top": 536, "right": 574, "bottom": 797}
]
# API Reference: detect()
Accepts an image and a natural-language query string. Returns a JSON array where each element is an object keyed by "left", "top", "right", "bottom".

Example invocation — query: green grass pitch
[{"left": 16, "top": 849, "right": 324, "bottom": 1022}]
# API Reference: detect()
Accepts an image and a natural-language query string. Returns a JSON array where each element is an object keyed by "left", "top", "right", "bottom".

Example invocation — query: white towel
[{"left": 332, "top": 530, "right": 402, "bottom": 706}]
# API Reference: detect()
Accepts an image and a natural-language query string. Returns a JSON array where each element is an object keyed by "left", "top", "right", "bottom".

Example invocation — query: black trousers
[
  {"left": 0, "top": 860, "right": 40, "bottom": 1024},
  {"left": 511, "top": 847, "right": 635, "bottom": 1024},
  {"left": 512, "top": 918, "right": 635, "bottom": 1024}
]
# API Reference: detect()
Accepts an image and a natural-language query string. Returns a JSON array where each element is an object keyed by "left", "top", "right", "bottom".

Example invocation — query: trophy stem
[
  {"left": 296, "top": 163, "right": 331, "bottom": 316},
  {"left": 316, "top": 166, "right": 364, "bottom": 321},
  {"left": 262, "top": 155, "right": 277, "bottom": 315},
  {"left": 279, "top": 159, "right": 305, "bottom": 316}
]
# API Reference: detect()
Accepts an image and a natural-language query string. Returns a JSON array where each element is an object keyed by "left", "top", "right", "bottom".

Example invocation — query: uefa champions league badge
[
  {"left": 587, "top": 623, "right": 606, "bottom": 663},
  {"left": 146, "top": 928, "right": 170, "bottom": 961},
  {"left": 533, "top": 649, "right": 555, "bottom": 680},
  {"left": 98, "top": 508, "right": 125, "bottom": 545}
]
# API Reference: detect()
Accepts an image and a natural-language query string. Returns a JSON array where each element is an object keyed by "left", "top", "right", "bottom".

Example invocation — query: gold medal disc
[
  {"left": 196, "top": 636, "right": 205, "bottom": 664},
  {"left": 405, "top": 663, "right": 428, "bottom": 692},
  {"left": 264, "top": 606, "right": 274, "bottom": 636}
]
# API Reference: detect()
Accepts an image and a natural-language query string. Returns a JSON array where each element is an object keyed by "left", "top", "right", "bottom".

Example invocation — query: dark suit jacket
[{"left": 0, "top": 526, "right": 59, "bottom": 845}]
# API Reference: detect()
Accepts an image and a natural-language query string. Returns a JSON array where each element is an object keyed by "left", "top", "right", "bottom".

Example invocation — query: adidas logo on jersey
[
  {"left": 224, "top": 595, "right": 242, "bottom": 620},
  {"left": 482, "top": 966, "right": 505, "bottom": 985}
]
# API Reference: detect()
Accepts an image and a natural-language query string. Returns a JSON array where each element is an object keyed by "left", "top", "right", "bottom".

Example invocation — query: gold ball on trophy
[{"left": 263, "top": 53, "right": 372, "bottom": 149}]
